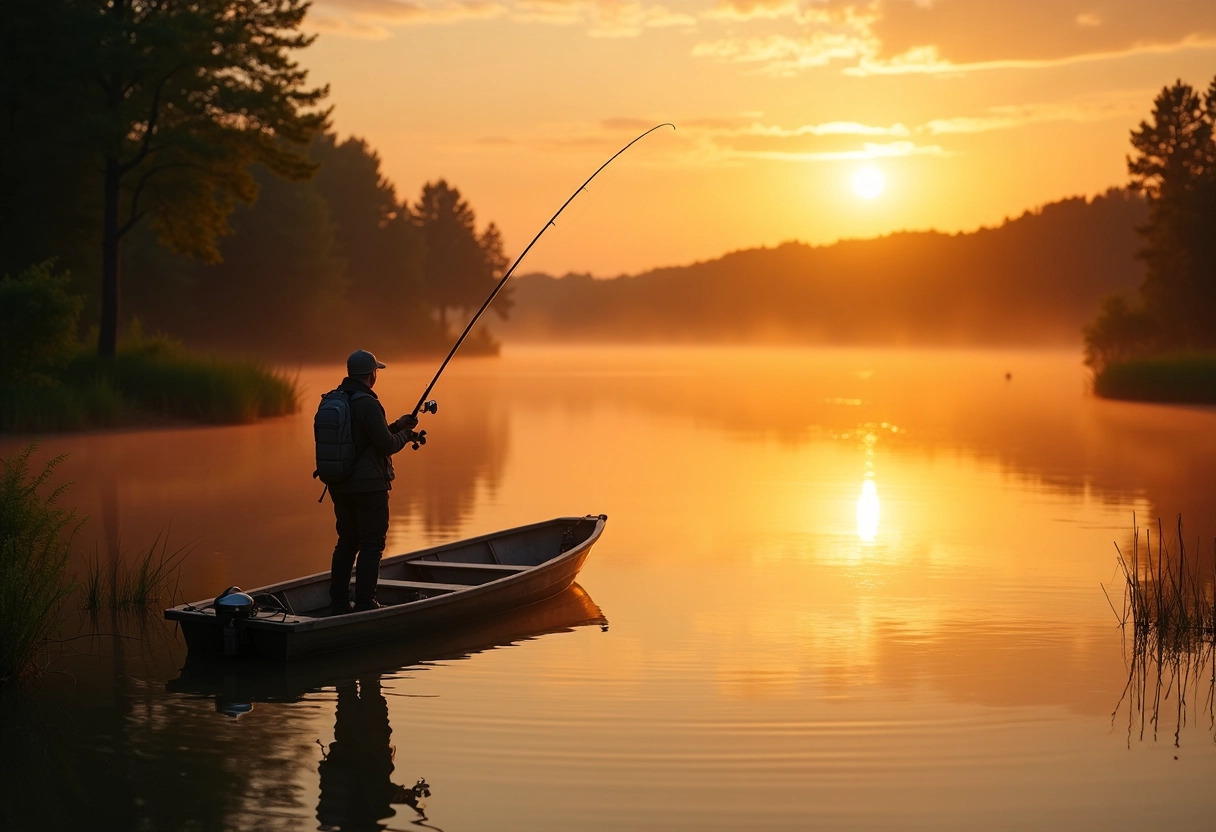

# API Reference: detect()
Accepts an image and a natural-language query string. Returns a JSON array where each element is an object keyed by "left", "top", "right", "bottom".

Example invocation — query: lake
[{"left": 3, "top": 345, "right": 1214, "bottom": 831}]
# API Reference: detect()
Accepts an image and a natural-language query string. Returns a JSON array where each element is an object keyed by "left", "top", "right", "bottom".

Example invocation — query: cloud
[
  {"left": 739, "top": 140, "right": 947, "bottom": 162},
  {"left": 581, "top": 100, "right": 1149, "bottom": 164},
  {"left": 691, "top": 31, "right": 876, "bottom": 76},
  {"left": 918, "top": 93, "right": 1145, "bottom": 134},
  {"left": 848, "top": 34, "right": 1216, "bottom": 76},
  {"left": 866, "top": 0, "right": 1216, "bottom": 68},
  {"left": 655, "top": 118, "right": 941, "bottom": 162},
  {"left": 687, "top": 0, "right": 1216, "bottom": 77},
  {"left": 310, "top": 0, "right": 695, "bottom": 38},
  {"left": 704, "top": 0, "right": 804, "bottom": 21}
]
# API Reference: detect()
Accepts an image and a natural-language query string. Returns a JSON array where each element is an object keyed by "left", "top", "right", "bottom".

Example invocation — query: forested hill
[{"left": 498, "top": 189, "right": 1147, "bottom": 347}]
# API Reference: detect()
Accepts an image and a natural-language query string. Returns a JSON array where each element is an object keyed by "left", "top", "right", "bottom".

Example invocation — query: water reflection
[
  {"left": 1112, "top": 632, "right": 1216, "bottom": 747},
  {"left": 856, "top": 480, "right": 880, "bottom": 543},
  {"left": 317, "top": 675, "right": 432, "bottom": 831},
  {"left": 163, "top": 587, "right": 605, "bottom": 828}
]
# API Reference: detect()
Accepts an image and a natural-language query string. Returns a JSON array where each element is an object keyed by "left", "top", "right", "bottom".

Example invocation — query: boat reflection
[
  {"left": 168, "top": 586, "right": 606, "bottom": 830},
  {"left": 167, "top": 584, "right": 607, "bottom": 709}
]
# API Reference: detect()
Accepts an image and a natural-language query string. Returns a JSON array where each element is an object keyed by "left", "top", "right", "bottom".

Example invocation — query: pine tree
[{"left": 1127, "top": 76, "right": 1216, "bottom": 348}]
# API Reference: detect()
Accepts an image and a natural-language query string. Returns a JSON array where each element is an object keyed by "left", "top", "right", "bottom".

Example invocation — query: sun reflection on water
[{"left": 857, "top": 479, "right": 880, "bottom": 542}]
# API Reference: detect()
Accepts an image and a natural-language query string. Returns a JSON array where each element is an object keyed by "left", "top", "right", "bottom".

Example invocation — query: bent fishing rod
[{"left": 408, "top": 122, "right": 675, "bottom": 422}]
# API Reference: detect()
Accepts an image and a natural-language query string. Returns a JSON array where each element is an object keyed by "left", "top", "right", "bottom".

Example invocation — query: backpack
[{"left": 313, "top": 389, "right": 371, "bottom": 485}]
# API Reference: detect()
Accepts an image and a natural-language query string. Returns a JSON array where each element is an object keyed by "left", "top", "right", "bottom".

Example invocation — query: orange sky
[{"left": 300, "top": 1, "right": 1216, "bottom": 277}]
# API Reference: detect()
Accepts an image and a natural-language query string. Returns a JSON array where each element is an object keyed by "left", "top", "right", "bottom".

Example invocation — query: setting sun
[{"left": 852, "top": 165, "right": 886, "bottom": 200}]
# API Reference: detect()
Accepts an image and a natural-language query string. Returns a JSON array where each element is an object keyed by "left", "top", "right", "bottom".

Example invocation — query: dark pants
[{"left": 329, "top": 490, "right": 389, "bottom": 607}]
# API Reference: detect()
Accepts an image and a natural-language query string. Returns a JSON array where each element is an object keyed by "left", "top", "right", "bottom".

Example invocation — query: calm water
[{"left": 3, "top": 346, "right": 1214, "bottom": 831}]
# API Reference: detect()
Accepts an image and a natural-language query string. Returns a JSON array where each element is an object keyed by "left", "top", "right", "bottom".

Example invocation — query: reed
[
  {"left": 81, "top": 533, "right": 191, "bottom": 613},
  {"left": 0, "top": 373, "right": 128, "bottom": 433},
  {"left": 1104, "top": 516, "right": 1216, "bottom": 641},
  {"left": 0, "top": 444, "right": 82, "bottom": 680},
  {"left": 96, "top": 337, "right": 300, "bottom": 423},
  {"left": 1105, "top": 516, "right": 1216, "bottom": 745},
  {"left": 1, "top": 335, "right": 299, "bottom": 432}
]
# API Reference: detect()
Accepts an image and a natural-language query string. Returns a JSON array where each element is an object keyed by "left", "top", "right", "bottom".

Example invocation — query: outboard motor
[{"left": 213, "top": 586, "right": 256, "bottom": 657}]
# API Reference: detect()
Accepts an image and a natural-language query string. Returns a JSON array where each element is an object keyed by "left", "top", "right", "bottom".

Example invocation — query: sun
[{"left": 851, "top": 165, "right": 886, "bottom": 200}]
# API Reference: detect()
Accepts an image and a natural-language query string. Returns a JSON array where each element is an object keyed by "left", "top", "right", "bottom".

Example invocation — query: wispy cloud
[
  {"left": 739, "top": 140, "right": 947, "bottom": 162},
  {"left": 691, "top": 31, "right": 876, "bottom": 76},
  {"left": 848, "top": 34, "right": 1216, "bottom": 76},
  {"left": 650, "top": 118, "right": 942, "bottom": 162},
  {"left": 310, "top": 0, "right": 695, "bottom": 38},
  {"left": 919, "top": 93, "right": 1145, "bottom": 134},
  {"left": 688, "top": 0, "right": 1216, "bottom": 77}
]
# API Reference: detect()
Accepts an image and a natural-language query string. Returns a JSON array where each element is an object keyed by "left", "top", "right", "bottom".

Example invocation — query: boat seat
[
  {"left": 375, "top": 579, "right": 469, "bottom": 593},
  {"left": 410, "top": 560, "right": 530, "bottom": 573}
]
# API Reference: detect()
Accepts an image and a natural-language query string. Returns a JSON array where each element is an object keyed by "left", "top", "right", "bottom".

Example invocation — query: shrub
[
  {"left": 1094, "top": 353, "right": 1216, "bottom": 404},
  {"left": 1083, "top": 294, "right": 1156, "bottom": 373},
  {"left": 0, "top": 262, "right": 83, "bottom": 384}
]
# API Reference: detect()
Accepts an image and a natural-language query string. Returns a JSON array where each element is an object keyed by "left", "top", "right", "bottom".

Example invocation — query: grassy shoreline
[
  {"left": 1093, "top": 352, "right": 1216, "bottom": 405},
  {"left": 1, "top": 339, "right": 299, "bottom": 434}
]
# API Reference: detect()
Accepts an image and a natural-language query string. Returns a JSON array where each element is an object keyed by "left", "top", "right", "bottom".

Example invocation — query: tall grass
[
  {"left": 81, "top": 533, "right": 191, "bottom": 613},
  {"left": 1104, "top": 516, "right": 1215, "bottom": 640},
  {"left": 0, "top": 333, "right": 299, "bottom": 432},
  {"left": 1105, "top": 516, "right": 1216, "bottom": 745},
  {"left": 1093, "top": 352, "right": 1216, "bottom": 404},
  {"left": 0, "top": 444, "right": 82, "bottom": 680}
]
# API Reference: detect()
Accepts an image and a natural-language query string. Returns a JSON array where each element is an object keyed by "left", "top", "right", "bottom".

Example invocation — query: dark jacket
[{"left": 329, "top": 377, "right": 411, "bottom": 494}]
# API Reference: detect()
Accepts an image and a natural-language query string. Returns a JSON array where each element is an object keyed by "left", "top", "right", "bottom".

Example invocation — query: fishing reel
[{"left": 404, "top": 400, "right": 437, "bottom": 449}]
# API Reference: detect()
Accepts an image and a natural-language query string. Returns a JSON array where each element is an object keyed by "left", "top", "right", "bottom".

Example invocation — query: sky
[{"left": 299, "top": 1, "right": 1216, "bottom": 277}]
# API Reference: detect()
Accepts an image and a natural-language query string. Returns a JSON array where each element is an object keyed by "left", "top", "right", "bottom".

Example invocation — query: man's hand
[{"left": 393, "top": 413, "right": 419, "bottom": 433}]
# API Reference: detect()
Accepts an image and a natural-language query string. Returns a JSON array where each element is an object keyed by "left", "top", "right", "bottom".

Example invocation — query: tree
[
  {"left": 1126, "top": 75, "right": 1216, "bottom": 348},
  {"left": 0, "top": 1, "right": 100, "bottom": 297},
  {"left": 310, "top": 134, "right": 428, "bottom": 342},
  {"left": 82, "top": 0, "right": 329, "bottom": 357},
  {"left": 413, "top": 180, "right": 511, "bottom": 332},
  {"left": 182, "top": 162, "right": 347, "bottom": 352}
]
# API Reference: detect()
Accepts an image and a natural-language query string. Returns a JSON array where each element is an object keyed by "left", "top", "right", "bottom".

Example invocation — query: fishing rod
[{"left": 408, "top": 122, "right": 675, "bottom": 422}]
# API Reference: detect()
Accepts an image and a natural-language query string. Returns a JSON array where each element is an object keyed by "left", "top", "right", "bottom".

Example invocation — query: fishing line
[{"left": 409, "top": 122, "right": 675, "bottom": 418}]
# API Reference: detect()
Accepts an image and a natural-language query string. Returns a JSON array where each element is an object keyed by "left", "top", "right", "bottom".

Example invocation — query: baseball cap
[{"left": 347, "top": 349, "right": 386, "bottom": 375}]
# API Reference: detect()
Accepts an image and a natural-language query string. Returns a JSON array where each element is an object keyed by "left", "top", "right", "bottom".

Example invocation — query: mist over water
[{"left": 3, "top": 345, "right": 1214, "bottom": 830}]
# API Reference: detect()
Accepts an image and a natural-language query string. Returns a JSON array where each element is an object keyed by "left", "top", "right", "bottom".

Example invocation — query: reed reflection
[
  {"left": 1107, "top": 521, "right": 1216, "bottom": 746},
  {"left": 1112, "top": 633, "right": 1215, "bottom": 748}
]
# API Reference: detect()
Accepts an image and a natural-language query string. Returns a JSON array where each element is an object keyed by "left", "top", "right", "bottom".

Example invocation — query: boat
[
  {"left": 164, "top": 514, "right": 607, "bottom": 661},
  {"left": 166, "top": 583, "right": 608, "bottom": 711}
]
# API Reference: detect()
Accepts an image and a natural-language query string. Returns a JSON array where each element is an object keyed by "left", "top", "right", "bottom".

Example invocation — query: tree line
[
  {"left": 1, "top": 0, "right": 509, "bottom": 363},
  {"left": 501, "top": 77, "right": 1213, "bottom": 356},
  {"left": 498, "top": 189, "right": 1148, "bottom": 347}
]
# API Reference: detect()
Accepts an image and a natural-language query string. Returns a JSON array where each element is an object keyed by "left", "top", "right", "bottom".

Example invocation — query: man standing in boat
[{"left": 323, "top": 349, "right": 418, "bottom": 614}]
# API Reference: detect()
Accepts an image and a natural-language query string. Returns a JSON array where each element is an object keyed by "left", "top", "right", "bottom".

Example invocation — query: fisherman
[{"left": 326, "top": 349, "right": 417, "bottom": 614}]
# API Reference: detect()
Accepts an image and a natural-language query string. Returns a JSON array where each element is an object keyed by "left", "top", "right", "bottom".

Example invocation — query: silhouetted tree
[
  {"left": 1126, "top": 75, "right": 1216, "bottom": 348},
  {"left": 310, "top": 134, "right": 428, "bottom": 344},
  {"left": 0, "top": 1, "right": 99, "bottom": 298},
  {"left": 191, "top": 163, "right": 347, "bottom": 350},
  {"left": 40, "top": 0, "right": 330, "bottom": 358},
  {"left": 413, "top": 180, "right": 511, "bottom": 332}
]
